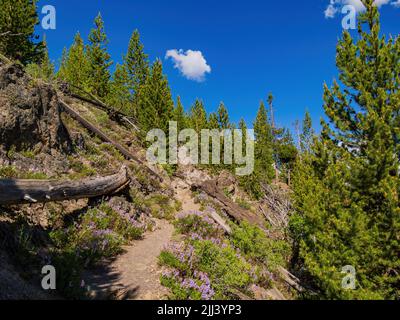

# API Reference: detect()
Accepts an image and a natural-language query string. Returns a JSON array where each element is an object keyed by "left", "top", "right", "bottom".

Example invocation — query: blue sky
[{"left": 39, "top": 0, "right": 400, "bottom": 131}]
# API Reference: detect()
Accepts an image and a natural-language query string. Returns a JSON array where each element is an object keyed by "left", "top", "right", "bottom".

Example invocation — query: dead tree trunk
[
  {"left": 0, "top": 167, "right": 130, "bottom": 206},
  {"left": 193, "top": 180, "right": 266, "bottom": 228},
  {"left": 60, "top": 100, "right": 162, "bottom": 182}
]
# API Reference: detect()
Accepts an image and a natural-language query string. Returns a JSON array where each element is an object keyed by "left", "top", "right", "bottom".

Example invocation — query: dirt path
[
  {"left": 85, "top": 177, "right": 200, "bottom": 300},
  {"left": 172, "top": 178, "right": 201, "bottom": 212}
]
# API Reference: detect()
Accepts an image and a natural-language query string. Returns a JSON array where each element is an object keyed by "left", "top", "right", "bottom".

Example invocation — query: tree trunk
[
  {"left": 0, "top": 167, "right": 130, "bottom": 206},
  {"left": 193, "top": 180, "right": 266, "bottom": 228},
  {"left": 60, "top": 100, "right": 162, "bottom": 182}
]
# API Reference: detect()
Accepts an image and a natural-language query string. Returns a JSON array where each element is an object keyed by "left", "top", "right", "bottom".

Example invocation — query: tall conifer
[
  {"left": 87, "top": 13, "right": 112, "bottom": 98},
  {"left": 0, "top": 0, "right": 43, "bottom": 64},
  {"left": 291, "top": 0, "right": 400, "bottom": 299}
]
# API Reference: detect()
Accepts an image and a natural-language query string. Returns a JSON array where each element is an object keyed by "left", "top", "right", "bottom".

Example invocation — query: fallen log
[
  {"left": 0, "top": 167, "right": 130, "bottom": 206},
  {"left": 64, "top": 84, "right": 140, "bottom": 132},
  {"left": 207, "top": 208, "right": 232, "bottom": 234},
  {"left": 193, "top": 180, "right": 265, "bottom": 228},
  {"left": 277, "top": 267, "right": 310, "bottom": 294},
  {"left": 60, "top": 100, "right": 162, "bottom": 182}
]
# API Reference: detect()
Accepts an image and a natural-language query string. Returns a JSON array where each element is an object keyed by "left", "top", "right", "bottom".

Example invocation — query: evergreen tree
[
  {"left": 137, "top": 59, "right": 174, "bottom": 138},
  {"left": 0, "top": 0, "right": 43, "bottom": 64},
  {"left": 217, "top": 102, "right": 230, "bottom": 129},
  {"left": 275, "top": 129, "right": 298, "bottom": 184},
  {"left": 208, "top": 112, "right": 219, "bottom": 130},
  {"left": 124, "top": 30, "right": 149, "bottom": 94},
  {"left": 300, "top": 110, "right": 314, "bottom": 154},
  {"left": 173, "top": 96, "right": 187, "bottom": 131},
  {"left": 26, "top": 36, "right": 54, "bottom": 81},
  {"left": 87, "top": 13, "right": 112, "bottom": 98},
  {"left": 238, "top": 118, "right": 258, "bottom": 194},
  {"left": 246, "top": 101, "right": 274, "bottom": 198},
  {"left": 107, "top": 63, "right": 131, "bottom": 114},
  {"left": 291, "top": 0, "right": 400, "bottom": 299},
  {"left": 57, "top": 32, "right": 91, "bottom": 91},
  {"left": 189, "top": 99, "right": 208, "bottom": 133},
  {"left": 267, "top": 92, "right": 275, "bottom": 129}
]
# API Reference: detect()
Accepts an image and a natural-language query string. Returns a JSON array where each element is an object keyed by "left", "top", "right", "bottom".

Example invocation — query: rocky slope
[{"left": 0, "top": 62, "right": 293, "bottom": 300}]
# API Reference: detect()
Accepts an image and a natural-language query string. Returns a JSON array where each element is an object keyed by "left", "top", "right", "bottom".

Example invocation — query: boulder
[{"left": 0, "top": 63, "right": 72, "bottom": 153}]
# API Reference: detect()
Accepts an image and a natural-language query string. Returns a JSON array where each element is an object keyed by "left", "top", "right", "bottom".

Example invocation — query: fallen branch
[
  {"left": 0, "top": 167, "right": 130, "bottom": 206},
  {"left": 193, "top": 180, "right": 265, "bottom": 228},
  {"left": 63, "top": 84, "right": 140, "bottom": 132},
  {"left": 207, "top": 208, "right": 232, "bottom": 234},
  {"left": 277, "top": 267, "right": 310, "bottom": 294},
  {"left": 0, "top": 31, "right": 25, "bottom": 37},
  {"left": 60, "top": 100, "right": 162, "bottom": 182}
]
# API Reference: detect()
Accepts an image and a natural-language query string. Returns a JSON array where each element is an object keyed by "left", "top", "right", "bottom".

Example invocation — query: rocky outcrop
[{"left": 0, "top": 63, "right": 72, "bottom": 153}]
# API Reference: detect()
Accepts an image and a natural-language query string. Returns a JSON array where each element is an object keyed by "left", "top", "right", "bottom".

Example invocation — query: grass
[
  {"left": 145, "top": 194, "right": 178, "bottom": 220},
  {"left": 0, "top": 166, "right": 49, "bottom": 179}
]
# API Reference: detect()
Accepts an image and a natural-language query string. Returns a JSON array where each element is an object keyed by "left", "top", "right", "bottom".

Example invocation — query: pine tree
[
  {"left": 275, "top": 129, "right": 298, "bottom": 184},
  {"left": 40, "top": 38, "right": 54, "bottom": 79},
  {"left": 217, "top": 102, "right": 230, "bottom": 129},
  {"left": 267, "top": 92, "right": 275, "bottom": 129},
  {"left": 0, "top": 0, "right": 43, "bottom": 64},
  {"left": 107, "top": 63, "right": 131, "bottom": 114},
  {"left": 26, "top": 36, "right": 54, "bottom": 81},
  {"left": 189, "top": 99, "right": 208, "bottom": 133},
  {"left": 291, "top": 0, "right": 400, "bottom": 299},
  {"left": 137, "top": 59, "right": 174, "bottom": 138},
  {"left": 246, "top": 101, "right": 274, "bottom": 198},
  {"left": 124, "top": 30, "right": 149, "bottom": 94},
  {"left": 208, "top": 112, "right": 219, "bottom": 130},
  {"left": 173, "top": 96, "right": 187, "bottom": 131},
  {"left": 57, "top": 32, "right": 91, "bottom": 92},
  {"left": 300, "top": 110, "right": 314, "bottom": 154},
  {"left": 87, "top": 13, "right": 112, "bottom": 98},
  {"left": 238, "top": 118, "right": 257, "bottom": 193}
]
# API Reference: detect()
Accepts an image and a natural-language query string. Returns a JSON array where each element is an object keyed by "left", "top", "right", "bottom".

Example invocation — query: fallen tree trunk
[
  {"left": 207, "top": 208, "right": 232, "bottom": 234},
  {"left": 70, "top": 92, "right": 139, "bottom": 130},
  {"left": 193, "top": 180, "right": 266, "bottom": 228},
  {"left": 277, "top": 267, "right": 312, "bottom": 294},
  {"left": 0, "top": 167, "right": 130, "bottom": 206},
  {"left": 64, "top": 85, "right": 140, "bottom": 132},
  {"left": 60, "top": 100, "right": 162, "bottom": 182}
]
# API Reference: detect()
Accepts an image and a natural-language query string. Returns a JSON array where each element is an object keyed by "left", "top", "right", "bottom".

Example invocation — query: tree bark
[
  {"left": 193, "top": 180, "right": 266, "bottom": 228},
  {"left": 60, "top": 100, "right": 162, "bottom": 182},
  {"left": 0, "top": 167, "right": 130, "bottom": 206}
]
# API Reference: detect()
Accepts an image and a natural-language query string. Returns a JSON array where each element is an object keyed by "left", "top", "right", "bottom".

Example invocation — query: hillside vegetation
[{"left": 0, "top": 0, "right": 399, "bottom": 300}]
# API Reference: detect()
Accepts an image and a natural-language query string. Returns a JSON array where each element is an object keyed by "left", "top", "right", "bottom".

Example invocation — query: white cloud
[
  {"left": 165, "top": 49, "right": 211, "bottom": 82},
  {"left": 392, "top": 0, "right": 400, "bottom": 7},
  {"left": 324, "top": 0, "right": 397, "bottom": 18},
  {"left": 325, "top": 1, "right": 339, "bottom": 18}
]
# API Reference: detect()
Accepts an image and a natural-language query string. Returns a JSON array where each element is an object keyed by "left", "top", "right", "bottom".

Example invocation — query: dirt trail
[
  {"left": 85, "top": 176, "right": 200, "bottom": 300},
  {"left": 173, "top": 178, "right": 201, "bottom": 212}
]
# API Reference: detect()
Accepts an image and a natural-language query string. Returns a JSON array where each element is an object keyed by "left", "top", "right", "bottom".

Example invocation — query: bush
[
  {"left": 231, "top": 222, "right": 289, "bottom": 270},
  {"left": 159, "top": 211, "right": 266, "bottom": 300},
  {"left": 174, "top": 211, "right": 224, "bottom": 240}
]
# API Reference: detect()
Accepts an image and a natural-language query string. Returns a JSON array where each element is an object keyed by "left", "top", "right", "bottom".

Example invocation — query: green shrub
[
  {"left": 174, "top": 211, "right": 224, "bottom": 240},
  {"left": 194, "top": 240, "right": 254, "bottom": 299},
  {"left": 146, "top": 194, "right": 176, "bottom": 220},
  {"left": 231, "top": 222, "right": 290, "bottom": 270},
  {"left": 0, "top": 166, "right": 18, "bottom": 178}
]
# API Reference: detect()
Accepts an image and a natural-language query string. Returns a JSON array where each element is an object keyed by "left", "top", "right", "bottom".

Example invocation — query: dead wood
[
  {"left": 59, "top": 100, "right": 162, "bottom": 182},
  {"left": 193, "top": 180, "right": 265, "bottom": 228},
  {"left": 0, "top": 167, "right": 130, "bottom": 205}
]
